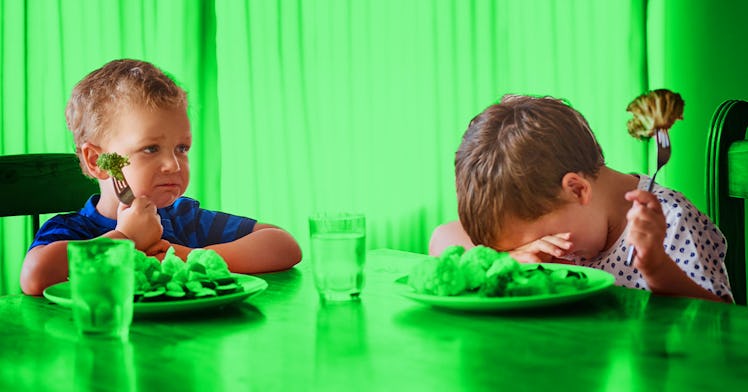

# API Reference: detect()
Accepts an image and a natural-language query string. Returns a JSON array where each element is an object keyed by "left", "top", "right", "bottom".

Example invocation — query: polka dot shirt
[{"left": 577, "top": 175, "right": 733, "bottom": 302}]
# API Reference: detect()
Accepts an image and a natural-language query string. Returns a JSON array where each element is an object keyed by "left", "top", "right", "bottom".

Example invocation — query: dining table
[{"left": 0, "top": 248, "right": 746, "bottom": 391}]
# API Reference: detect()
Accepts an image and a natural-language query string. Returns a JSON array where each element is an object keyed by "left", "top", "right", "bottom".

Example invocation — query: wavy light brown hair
[
  {"left": 455, "top": 94, "right": 605, "bottom": 247},
  {"left": 65, "top": 59, "right": 187, "bottom": 176}
]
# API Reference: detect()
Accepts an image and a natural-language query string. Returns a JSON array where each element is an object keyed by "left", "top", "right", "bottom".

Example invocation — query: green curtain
[
  {"left": 212, "top": 0, "right": 648, "bottom": 258},
  {"left": 6, "top": 0, "right": 744, "bottom": 295},
  {"left": 647, "top": 0, "right": 748, "bottom": 205}
]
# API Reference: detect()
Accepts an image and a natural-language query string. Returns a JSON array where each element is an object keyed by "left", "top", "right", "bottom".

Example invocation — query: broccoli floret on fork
[{"left": 96, "top": 152, "right": 130, "bottom": 180}]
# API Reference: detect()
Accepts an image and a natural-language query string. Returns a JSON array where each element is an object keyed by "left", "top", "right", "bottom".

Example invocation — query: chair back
[
  {"left": 0, "top": 153, "right": 98, "bottom": 235},
  {"left": 706, "top": 100, "right": 748, "bottom": 305}
]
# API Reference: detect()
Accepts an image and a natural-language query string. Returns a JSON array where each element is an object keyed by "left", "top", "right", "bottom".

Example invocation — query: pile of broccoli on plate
[
  {"left": 407, "top": 245, "right": 589, "bottom": 298},
  {"left": 133, "top": 247, "right": 243, "bottom": 302}
]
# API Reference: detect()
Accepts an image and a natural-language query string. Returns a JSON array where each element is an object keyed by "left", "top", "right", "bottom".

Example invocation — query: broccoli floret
[
  {"left": 626, "top": 89, "right": 685, "bottom": 139},
  {"left": 505, "top": 269, "right": 552, "bottom": 297},
  {"left": 440, "top": 245, "right": 465, "bottom": 262},
  {"left": 479, "top": 253, "right": 520, "bottom": 297},
  {"left": 160, "top": 247, "right": 186, "bottom": 279},
  {"left": 408, "top": 257, "right": 438, "bottom": 293},
  {"left": 408, "top": 253, "right": 467, "bottom": 296},
  {"left": 485, "top": 253, "right": 520, "bottom": 277},
  {"left": 134, "top": 271, "right": 150, "bottom": 292},
  {"left": 96, "top": 152, "right": 130, "bottom": 180},
  {"left": 548, "top": 269, "right": 589, "bottom": 293},
  {"left": 186, "top": 248, "right": 231, "bottom": 279},
  {"left": 133, "top": 249, "right": 161, "bottom": 280},
  {"left": 459, "top": 245, "right": 500, "bottom": 290}
]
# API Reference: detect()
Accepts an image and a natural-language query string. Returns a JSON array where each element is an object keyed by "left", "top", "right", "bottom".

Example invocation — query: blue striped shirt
[{"left": 29, "top": 195, "right": 257, "bottom": 250}]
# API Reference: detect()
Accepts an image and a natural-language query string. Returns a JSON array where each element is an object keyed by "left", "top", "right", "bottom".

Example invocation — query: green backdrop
[{"left": 2, "top": 0, "right": 747, "bottom": 294}]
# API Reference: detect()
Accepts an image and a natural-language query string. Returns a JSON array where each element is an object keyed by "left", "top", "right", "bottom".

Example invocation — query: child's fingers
[
  {"left": 628, "top": 202, "right": 665, "bottom": 229},
  {"left": 625, "top": 190, "right": 663, "bottom": 212},
  {"left": 145, "top": 239, "right": 170, "bottom": 256},
  {"left": 533, "top": 235, "right": 572, "bottom": 257},
  {"left": 128, "top": 196, "right": 157, "bottom": 214},
  {"left": 626, "top": 201, "right": 644, "bottom": 221},
  {"left": 630, "top": 221, "right": 657, "bottom": 236},
  {"left": 543, "top": 233, "right": 573, "bottom": 250},
  {"left": 516, "top": 239, "right": 559, "bottom": 258},
  {"left": 511, "top": 233, "right": 574, "bottom": 263},
  {"left": 626, "top": 200, "right": 667, "bottom": 262},
  {"left": 627, "top": 232, "right": 659, "bottom": 262},
  {"left": 625, "top": 189, "right": 650, "bottom": 202}
]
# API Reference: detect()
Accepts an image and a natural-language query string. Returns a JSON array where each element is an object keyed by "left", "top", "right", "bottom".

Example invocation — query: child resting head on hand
[{"left": 433, "top": 94, "right": 732, "bottom": 302}]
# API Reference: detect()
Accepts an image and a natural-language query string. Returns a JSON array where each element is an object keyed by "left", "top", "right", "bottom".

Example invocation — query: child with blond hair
[
  {"left": 21, "top": 59, "right": 301, "bottom": 295},
  {"left": 431, "top": 94, "right": 732, "bottom": 302}
]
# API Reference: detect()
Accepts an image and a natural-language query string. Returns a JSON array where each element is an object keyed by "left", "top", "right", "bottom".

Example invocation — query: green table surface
[{"left": 1, "top": 249, "right": 747, "bottom": 391}]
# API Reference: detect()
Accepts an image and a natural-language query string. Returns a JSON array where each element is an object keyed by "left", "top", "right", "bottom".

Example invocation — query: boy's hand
[
  {"left": 144, "top": 239, "right": 171, "bottom": 260},
  {"left": 115, "top": 196, "right": 163, "bottom": 251},
  {"left": 624, "top": 189, "right": 668, "bottom": 274},
  {"left": 509, "top": 233, "right": 574, "bottom": 264},
  {"left": 146, "top": 240, "right": 193, "bottom": 261}
]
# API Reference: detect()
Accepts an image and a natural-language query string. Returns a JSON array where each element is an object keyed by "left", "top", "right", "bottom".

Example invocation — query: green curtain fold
[
  {"left": 9, "top": 0, "right": 731, "bottom": 294},
  {"left": 213, "top": 0, "right": 649, "bottom": 263}
]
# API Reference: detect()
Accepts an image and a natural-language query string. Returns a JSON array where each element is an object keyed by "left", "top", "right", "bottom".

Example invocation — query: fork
[
  {"left": 112, "top": 176, "right": 135, "bottom": 205},
  {"left": 625, "top": 129, "right": 672, "bottom": 266}
]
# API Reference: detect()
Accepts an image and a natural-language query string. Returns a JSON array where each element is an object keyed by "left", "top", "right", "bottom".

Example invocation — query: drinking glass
[
  {"left": 68, "top": 238, "right": 135, "bottom": 340},
  {"left": 309, "top": 213, "right": 366, "bottom": 301}
]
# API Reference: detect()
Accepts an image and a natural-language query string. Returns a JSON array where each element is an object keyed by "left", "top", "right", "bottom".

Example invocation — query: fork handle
[
  {"left": 624, "top": 176, "right": 657, "bottom": 266},
  {"left": 624, "top": 246, "right": 636, "bottom": 267},
  {"left": 646, "top": 173, "right": 657, "bottom": 192}
]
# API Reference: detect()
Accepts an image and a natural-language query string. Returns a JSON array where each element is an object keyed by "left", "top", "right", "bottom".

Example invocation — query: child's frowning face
[{"left": 101, "top": 104, "right": 191, "bottom": 208}]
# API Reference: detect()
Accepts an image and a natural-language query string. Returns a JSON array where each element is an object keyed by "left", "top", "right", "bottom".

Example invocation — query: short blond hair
[
  {"left": 65, "top": 59, "right": 187, "bottom": 176},
  {"left": 455, "top": 94, "right": 604, "bottom": 247}
]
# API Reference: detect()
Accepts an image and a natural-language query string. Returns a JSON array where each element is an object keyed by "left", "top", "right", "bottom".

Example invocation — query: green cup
[
  {"left": 68, "top": 238, "right": 135, "bottom": 340},
  {"left": 309, "top": 213, "right": 366, "bottom": 301}
]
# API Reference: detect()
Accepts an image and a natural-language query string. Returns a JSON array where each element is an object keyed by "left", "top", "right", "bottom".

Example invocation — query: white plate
[
  {"left": 395, "top": 263, "right": 615, "bottom": 312},
  {"left": 43, "top": 273, "right": 267, "bottom": 315}
]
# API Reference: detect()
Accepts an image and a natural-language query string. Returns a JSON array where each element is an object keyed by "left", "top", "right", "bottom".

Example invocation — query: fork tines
[
  {"left": 657, "top": 129, "right": 671, "bottom": 147},
  {"left": 112, "top": 177, "right": 135, "bottom": 205}
]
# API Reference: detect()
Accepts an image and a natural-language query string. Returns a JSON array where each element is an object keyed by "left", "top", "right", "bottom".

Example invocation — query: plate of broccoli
[
  {"left": 394, "top": 245, "right": 615, "bottom": 311},
  {"left": 43, "top": 247, "right": 268, "bottom": 315}
]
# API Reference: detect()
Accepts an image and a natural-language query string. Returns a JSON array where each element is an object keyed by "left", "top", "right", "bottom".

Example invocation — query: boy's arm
[
  {"left": 20, "top": 230, "right": 129, "bottom": 296},
  {"left": 625, "top": 189, "right": 728, "bottom": 302},
  {"left": 163, "top": 223, "right": 302, "bottom": 274},
  {"left": 639, "top": 250, "right": 725, "bottom": 302},
  {"left": 208, "top": 224, "right": 302, "bottom": 273},
  {"left": 21, "top": 242, "right": 70, "bottom": 296}
]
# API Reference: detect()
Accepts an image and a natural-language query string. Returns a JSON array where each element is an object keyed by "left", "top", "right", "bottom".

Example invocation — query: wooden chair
[
  {"left": 706, "top": 100, "right": 748, "bottom": 305},
  {"left": 0, "top": 153, "right": 98, "bottom": 234}
]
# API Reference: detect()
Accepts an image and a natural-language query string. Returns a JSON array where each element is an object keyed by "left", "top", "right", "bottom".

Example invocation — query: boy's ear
[
  {"left": 80, "top": 142, "right": 109, "bottom": 180},
  {"left": 560, "top": 172, "right": 592, "bottom": 205}
]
